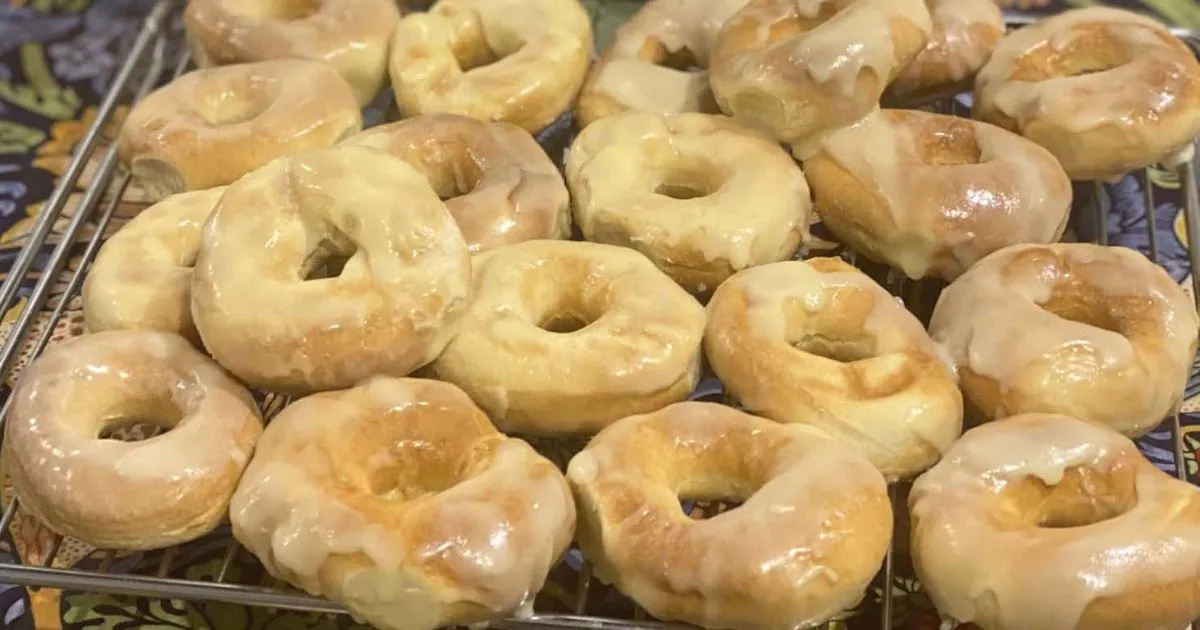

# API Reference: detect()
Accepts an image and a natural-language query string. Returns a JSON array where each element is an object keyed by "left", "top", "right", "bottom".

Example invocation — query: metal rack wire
[{"left": 0, "top": 2, "right": 1197, "bottom": 630}]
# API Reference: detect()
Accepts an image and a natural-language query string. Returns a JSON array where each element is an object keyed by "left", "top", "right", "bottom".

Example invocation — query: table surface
[{"left": 2, "top": 1, "right": 1200, "bottom": 629}]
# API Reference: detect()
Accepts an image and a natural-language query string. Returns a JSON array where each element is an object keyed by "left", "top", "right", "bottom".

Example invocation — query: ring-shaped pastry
[
  {"left": 388, "top": 0, "right": 593, "bottom": 133},
  {"left": 803, "top": 108, "right": 1072, "bottom": 280},
  {"left": 184, "top": 0, "right": 401, "bottom": 105},
  {"left": 929, "top": 243, "right": 1199, "bottom": 436},
  {"left": 911, "top": 413, "right": 1200, "bottom": 630},
  {"left": 567, "top": 401, "right": 892, "bottom": 630},
  {"left": 191, "top": 145, "right": 471, "bottom": 395},
  {"left": 430, "top": 240, "right": 706, "bottom": 435},
  {"left": 6, "top": 330, "right": 263, "bottom": 549},
  {"left": 885, "top": 0, "right": 1005, "bottom": 105},
  {"left": 566, "top": 111, "right": 812, "bottom": 293},
  {"left": 973, "top": 7, "right": 1200, "bottom": 181},
  {"left": 708, "top": 0, "right": 932, "bottom": 150},
  {"left": 344, "top": 114, "right": 570, "bottom": 253},
  {"left": 705, "top": 257, "right": 962, "bottom": 479},
  {"left": 118, "top": 60, "right": 362, "bottom": 201},
  {"left": 231, "top": 377, "right": 575, "bottom": 630},
  {"left": 84, "top": 188, "right": 224, "bottom": 346},
  {"left": 576, "top": 0, "right": 750, "bottom": 127}
]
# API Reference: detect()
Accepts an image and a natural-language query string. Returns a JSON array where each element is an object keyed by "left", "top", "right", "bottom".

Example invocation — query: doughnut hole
[
  {"left": 1007, "top": 24, "right": 1135, "bottom": 83},
  {"left": 527, "top": 268, "right": 609, "bottom": 334},
  {"left": 417, "top": 146, "right": 484, "bottom": 202},
  {"left": 441, "top": 7, "right": 523, "bottom": 73},
  {"left": 300, "top": 230, "right": 358, "bottom": 281},
  {"left": 639, "top": 40, "right": 704, "bottom": 73},
  {"left": 1006, "top": 463, "right": 1138, "bottom": 529},
  {"left": 97, "top": 397, "right": 185, "bottom": 442},
  {"left": 652, "top": 159, "right": 726, "bottom": 201}
]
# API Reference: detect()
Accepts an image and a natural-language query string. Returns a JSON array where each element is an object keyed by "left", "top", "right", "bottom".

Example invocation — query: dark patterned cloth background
[{"left": 1, "top": 0, "right": 1199, "bottom": 629}]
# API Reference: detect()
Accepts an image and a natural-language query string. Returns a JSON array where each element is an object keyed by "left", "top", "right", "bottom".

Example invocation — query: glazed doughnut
[
  {"left": 929, "top": 243, "right": 1200, "bottom": 436},
  {"left": 804, "top": 109, "right": 1072, "bottom": 280},
  {"left": 430, "top": 240, "right": 705, "bottom": 435},
  {"left": 576, "top": 0, "right": 750, "bottom": 127},
  {"left": 5, "top": 330, "right": 262, "bottom": 549},
  {"left": 566, "top": 111, "right": 812, "bottom": 293},
  {"left": 973, "top": 7, "right": 1200, "bottom": 181},
  {"left": 83, "top": 188, "right": 224, "bottom": 346},
  {"left": 708, "top": 0, "right": 932, "bottom": 150},
  {"left": 191, "top": 145, "right": 471, "bottom": 395},
  {"left": 705, "top": 258, "right": 962, "bottom": 480},
  {"left": 231, "top": 377, "right": 575, "bottom": 630},
  {"left": 885, "top": 0, "right": 1005, "bottom": 105},
  {"left": 389, "top": 0, "right": 593, "bottom": 133},
  {"left": 118, "top": 60, "right": 361, "bottom": 202},
  {"left": 183, "top": 0, "right": 401, "bottom": 106},
  {"left": 910, "top": 413, "right": 1200, "bottom": 630},
  {"left": 344, "top": 114, "right": 570, "bottom": 253},
  {"left": 567, "top": 401, "right": 892, "bottom": 630}
]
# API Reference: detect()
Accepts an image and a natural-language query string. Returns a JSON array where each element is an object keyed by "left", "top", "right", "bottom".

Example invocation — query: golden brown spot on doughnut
[
  {"left": 1007, "top": 24, "right": 1140, "bottom": 83},
  {"left": 1000, "top": 463, "right": 1138, "bottom": 529},
  {"left": 912, "top": 115, "right": 983, "bottom": 166}
]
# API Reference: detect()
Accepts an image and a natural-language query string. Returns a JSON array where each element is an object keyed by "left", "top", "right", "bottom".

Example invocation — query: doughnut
[
  {"left": 576, "top": 0, "right": 750, "bottom": 127},
  {"left": 566, "top": 111, "right": 812, "bottom": 293},
  {"left": 83, "top": 188, "right": 224, "bottom": 346},
  {"left": 973, "top": 7, "right": 1200, "bottom": 181},
  {"left": 344, "top": 114, "right": 570, "bottom": 253},
  {"left": 388, "top": 0, "right": 593, "bottom": 133},
  {"left": 430, "top": 240, "right": 705, "bottom": 435},
  {"left": 708, "top": 0, "right": 932, "bottom": 150},
  {"left": 567, "top": 401, "right": 892, "bottom": 630},
  {"left": 885, "top": 0, "right": 1005, "bottom": 105},
  {"left": 118, "top": 60, "right": 361, "bottom": 202},
  {"left": 231, "top": 377, "right": 575, "bottom": 630},
  {"left": 929, "top": 243, "right": 1199, "bottom": 437},
  {"left": 191, "top": 145, "right": 471, "bottom": 395},
  {"left": 183, "top": 0, "right": 401, "bottom": 106},
  {"left": 804, "top": 109, "right": 1072, "bottom": 281},
  {"left": 5, "top": 330, "right": 263, "bottom": 549},
  {"left": 910, "top": 413, "right": 1200, "bottom": 630},
  {"left": 705, "top": 258, "right": 962, "bottom": 480}
]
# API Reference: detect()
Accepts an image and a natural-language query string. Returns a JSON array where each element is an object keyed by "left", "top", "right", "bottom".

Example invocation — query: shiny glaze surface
[
  {"left": 5, "top": 330, "right": 263, "bottom": 549},
  {"left": 231, "top": 377, "right": 575, "bottom": 630},
  {"left": 191, "top": 145, "right": 471, "bottom": 395}
]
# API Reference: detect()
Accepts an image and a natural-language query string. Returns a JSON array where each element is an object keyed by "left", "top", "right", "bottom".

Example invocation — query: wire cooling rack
[{"left": 0, "top": 2, "right": 1198, "bottom": 630}]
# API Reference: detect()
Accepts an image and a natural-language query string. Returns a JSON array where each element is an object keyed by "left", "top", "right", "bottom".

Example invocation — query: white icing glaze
[
  {"left": 231, "top": 378, "right": 574, "bottom": 630},
  {"left": 430, "top": 240, "right": 706, "bottom": 435},
  {"left": 567, "top": 401, "right": 891, "bottom": 630},
  {"left": 808, "top": 108, "right": 1072, "bottom": 280},
  {"left": 183, "top": 0, "right": 401, "bottom": 105},
  {"left": 191, "top": 145, "right": 471, "bottom": 395},
  {"left": 705, "top": 259, "right": 963, "bottom": 479},
  {"left": 709, "top": 0, "right": 931, "bottom": 146},
  {"left": 973, "top": 7, "right": 1200, "bottom": 179},
  {"left": 910, "top": 413, "right": 1200, "bottom": 630},
  {"left": 388, "top": 0, "right": 593, "bottom": 133},
  {"left": 583, "top": 0, "right": 750, "bottom": 117},
  {"left": 5, "top": 330, "right": 262, "bottom": 548},
  {"left": 343, "top": 115, "right": 570, "bottom": 254},
  {"left": 83, "top": 188, "right": 224, "bottom": 343},
  {"left": 929, "top": 243, "right": 1199, "bottom": 435},
  {"left": 566, "top": 111, "right": 811, "bottom": 289}
]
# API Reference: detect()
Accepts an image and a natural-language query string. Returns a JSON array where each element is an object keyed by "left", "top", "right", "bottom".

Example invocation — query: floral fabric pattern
[{"left": 0, "top": 0, "right": 1199, "bottom": 629}]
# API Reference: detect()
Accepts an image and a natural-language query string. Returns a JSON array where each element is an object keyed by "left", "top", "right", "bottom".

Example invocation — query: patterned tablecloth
[{"left": 2, "top": 0, "right": 1200, "bottom": 629}]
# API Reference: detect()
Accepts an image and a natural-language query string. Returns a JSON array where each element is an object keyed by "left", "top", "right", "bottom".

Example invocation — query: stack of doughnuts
[{"left": 7, "top": 2, "right": 1200, "bottom": 630}]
